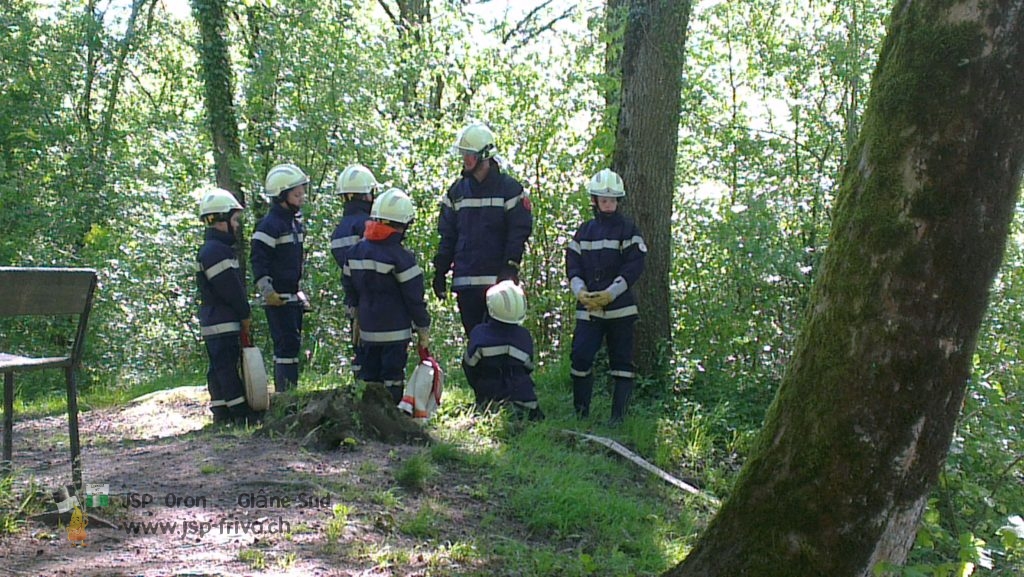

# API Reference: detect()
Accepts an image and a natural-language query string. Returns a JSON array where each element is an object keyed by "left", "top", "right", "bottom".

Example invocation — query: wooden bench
[{"left": 0, "top": 267, "right": 98, "bottom": 490}]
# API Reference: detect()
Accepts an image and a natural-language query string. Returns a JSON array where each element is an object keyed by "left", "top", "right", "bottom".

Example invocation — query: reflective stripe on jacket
[
  {"left": 342, "top": 232, "right": 430, "bottom": 344},
  {"left": 566, "top": 212, "right": 646, "bottom": 320},
  {"left": 435, "top": 166, "right": 532, "bottom": 290},
  {"left": 462, "top": 319, "right": 538, "bottom": 403},
  {"left": 251, "top": 203, "right": 305, "bottom": 294},
  {"left": 197, "top": 228, "right": 250, "bottom": 337}
]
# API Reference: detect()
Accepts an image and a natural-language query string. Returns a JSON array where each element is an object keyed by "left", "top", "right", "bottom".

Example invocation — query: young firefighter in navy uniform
[
  {"left": 251, "top": 163, "right": 310, "bottom": 392},
  {"left": 432, "top": 122, "right": 533, "bottom": 336},
  {"left": 342, "top": 188, "right": 430, "bottom": 404},
  {"left": 330, "top": 164, "right": 380, "bottom": 377},
  {"left": 566, "top": 169, "right": 647, "bottom": 425},
  {"left": 462, "top": 280, "right": 544, "bottom": 420},
  {"left": 196, "top": 188, "right": 261, "bottom": 425}
]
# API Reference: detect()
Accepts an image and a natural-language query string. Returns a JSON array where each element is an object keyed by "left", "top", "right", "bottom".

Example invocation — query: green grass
[
  {"left": 0, "top": 355, "right": 743, "bottom": 575},
  {"left": 15, "top": 345, "right": 1022, "bottom": 575},
  {"left": 238, "top": 548, "right": 266, "bottom": 569},
  {"left": 394, "top": 452, "right": 437, "bottom": 491}
]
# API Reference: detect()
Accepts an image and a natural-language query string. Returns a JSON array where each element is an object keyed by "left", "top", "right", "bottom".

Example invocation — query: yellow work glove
[
  {"left": 578, "top": 291, "right": 596, "bottom": 309},
  {"left": 589, "top": 291, "right": 614, "bottom": 308},
  {"left": 416, "top": 327, "right": 430, "bottom": 351},
  {"left": 265, "top": 292, "right": 287, "bottom": 307}
]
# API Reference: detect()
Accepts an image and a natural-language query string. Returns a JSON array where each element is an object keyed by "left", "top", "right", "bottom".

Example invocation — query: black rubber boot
[
  {"left": 388, "top": 385, "right": 404, "bottom": 405},
  {"left": 572, "top": 375, "right": 593, "bottom": 418},
  {"left": 230, "top": 405, "right": 263, "bottom": 427},
  {"left": 211, "top": 406, "right": 231, "bottom": 425},
  {"left": 610, "top": 378, "right": 634, "bottom": 426},
  {"left": 274, "top": 365, "right": 290, "bottom": 393},
  {"left": 528, "top": 406, "right": 546, "bottom": 422}
]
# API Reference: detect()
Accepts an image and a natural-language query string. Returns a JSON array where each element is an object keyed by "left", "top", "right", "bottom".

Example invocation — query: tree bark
[
  {"left": 192, "top": 0, "right": 244, "bottom": 202},
  {"left": 610, "top": 0, "right": 692, "bottom": 376},
  {"left": 192, "top": 0, "right": 247, "bottom": 272},
  {"left": 664, "top": 1, "right": 1024, "bottom": 576}
]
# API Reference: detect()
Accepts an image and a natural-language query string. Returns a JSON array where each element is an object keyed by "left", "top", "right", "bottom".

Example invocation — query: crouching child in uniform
[
  {"left": 342, "top": 188, "right": 430, "bottom": 404},
  {"left": 566, "top": 169, "right": 646, "bottom": 425},
  {"left": 196, "top": 188, "right": 262, "bottom": 426},
  {"left": 462, "top": 280, "right": 544, "bottom": 421}
]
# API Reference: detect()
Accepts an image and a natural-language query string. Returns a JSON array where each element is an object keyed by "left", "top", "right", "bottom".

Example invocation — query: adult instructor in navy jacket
[{"left": 432, "top": 122, "right": 533, "bottom": 335}]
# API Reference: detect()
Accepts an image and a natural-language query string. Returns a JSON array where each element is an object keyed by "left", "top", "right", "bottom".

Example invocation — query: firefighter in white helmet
[
  {"left": 462, "top": 280, "right": 544, "bottom": 420},
  {"left": 566, "top": 168, "right": 646, "bottom": 425},
  {"left": 342, "top": 188, "right": 431, "bottom": 404},
  {"left": 196, "top": 187, "right": 261, "bottom": 425},
  {"left": 251, "top": 162, "right": 310, "bottom": 392},
  {"left": 433, "top": 122, "right": 533, "bottom": 336},
  {"left": 330, "top": 164, "right": 380, "bottom": 376}
]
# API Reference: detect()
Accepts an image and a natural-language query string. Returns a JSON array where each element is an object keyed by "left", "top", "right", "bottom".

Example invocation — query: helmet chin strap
[
  {"left": 222, "top": 211, "right": 240, "bottom": 239},
  {"left": 279, "top": 195, "right": 301, "bottom": 213}
]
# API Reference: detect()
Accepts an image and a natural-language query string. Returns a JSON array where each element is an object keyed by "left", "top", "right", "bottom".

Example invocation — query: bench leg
[
  {"left": 2, "top": 372, "right": 12, "bottom": 478},
  {"left": 66, "top": 367, "right": 82, "bottom": 492}
]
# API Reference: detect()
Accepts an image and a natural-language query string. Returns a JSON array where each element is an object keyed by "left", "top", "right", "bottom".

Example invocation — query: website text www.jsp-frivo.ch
[{"left": 119, "top": 517, "right": 290, "bottom": 537}]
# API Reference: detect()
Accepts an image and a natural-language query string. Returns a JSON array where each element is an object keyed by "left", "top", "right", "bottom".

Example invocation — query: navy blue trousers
[
  {"left": 456, "top": 287, "right": 488, "bottom": 336},
  {"left": 205, "top": 334, "right": 245, "bottom": 416},
  {"left": 570, "top": 316, "right": 637, "bottom": 378},
  {"left": 265, "top": 305, "right": 303, "bottom": 391},
  {"left": 359, "top": 342, "right": 409, "bottom": 386}
]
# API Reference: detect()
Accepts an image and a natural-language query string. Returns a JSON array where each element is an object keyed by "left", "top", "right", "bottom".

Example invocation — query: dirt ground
[{"left": 0, "top": 386, "right": 499, "bottom": 577}]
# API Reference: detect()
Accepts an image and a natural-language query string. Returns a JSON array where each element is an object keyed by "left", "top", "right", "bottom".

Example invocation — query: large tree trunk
[
  {"left": 192, "top": 0, "right": 244, "bottom": 201},
  {"left": 610, "top": 0, "right": 692, "bottom": 376},
  {"left": 192, "top": 0, "right": 247, "bottom": 271},
  {"left": 664, "top": 2, "right": 1024, "bottom": 576}
]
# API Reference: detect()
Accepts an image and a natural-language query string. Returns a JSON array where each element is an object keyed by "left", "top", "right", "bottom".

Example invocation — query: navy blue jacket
[
  {"left": 435, "top": 165, "right": 532, "bottom": 290},
  {"left": 251, "top": 203, "right": 305, "bottom": 299},
  {"left": 197, "top": 228, "right": 251, "bottom": 338},
  {"left": 462, "top": 319, "right": 537, "bottom": 403},
  {"left": 566, "top": 211, "right": 646, "bottom": 321},
  {"left": 342, "top": 225, "right": 430, "bottom": 344},
  {"left": 330, "top": 199, "right": 372, "bottom": 270}
]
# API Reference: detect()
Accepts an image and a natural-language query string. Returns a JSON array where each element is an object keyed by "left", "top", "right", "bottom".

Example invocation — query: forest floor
[{"left": 0, "top": 385, "right": 521, "bottom": 576}]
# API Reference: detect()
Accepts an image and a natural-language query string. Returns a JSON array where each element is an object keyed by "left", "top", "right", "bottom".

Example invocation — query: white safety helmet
[
  {"left": 198, "top": 187, "right": 243, "bottom": 223},
  {"left": 336, "top": 164, "right": 379, "bottom": 196},
  {"left": 264, "top": 163, "right": 310, "bottom": 199},
  {"left": 486, "top": 280, "right": 527, "bottom": 325},
  {"left": 587, "top": 168, "right": 626, "bottom": 198},
  {"left": 450, "top": 123, "right": 497, "bottom": 160},
  {"left": 370, "top": 188, "right": 416, "bottom": 224}
]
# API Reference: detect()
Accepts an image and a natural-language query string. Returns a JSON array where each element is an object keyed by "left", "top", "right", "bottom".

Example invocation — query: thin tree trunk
[
  {"left": 96, "top": 0, "right": 149, "bottom": 161},
  {"left": 611, "top": 0, "right": 692, "bottom": 376},
  {"left": 664, "top": 1, "right": 1024, "bottom": 575}
]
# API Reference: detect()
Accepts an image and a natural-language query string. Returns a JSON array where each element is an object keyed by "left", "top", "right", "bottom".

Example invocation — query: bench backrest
[
  {"left": 0, "top": 268, "right": 97, "bottom": 318},
  {"left": 0, "top": 267, "right": 98, "bottom": 365}
]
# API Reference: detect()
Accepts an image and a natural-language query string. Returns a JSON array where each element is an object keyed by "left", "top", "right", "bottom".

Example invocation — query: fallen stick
[{"left": 562, "top": 429, "right": 721, "bottom": 507}]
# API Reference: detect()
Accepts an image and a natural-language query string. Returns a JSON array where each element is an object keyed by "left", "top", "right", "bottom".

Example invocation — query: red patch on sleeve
[{"left": 521, "top": 196, "right": 532, "bottom": 212}]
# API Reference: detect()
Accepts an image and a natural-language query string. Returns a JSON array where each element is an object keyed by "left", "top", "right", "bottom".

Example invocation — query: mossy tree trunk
[
  {"left": 664, "top": 2, "right": 1024, "bottom": 576},
  {"left": 610, "top": 0, "right": 692, "bottom": 377},
  {"left": 192, "top": 0, "right": 248, "bottom": 268}
]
